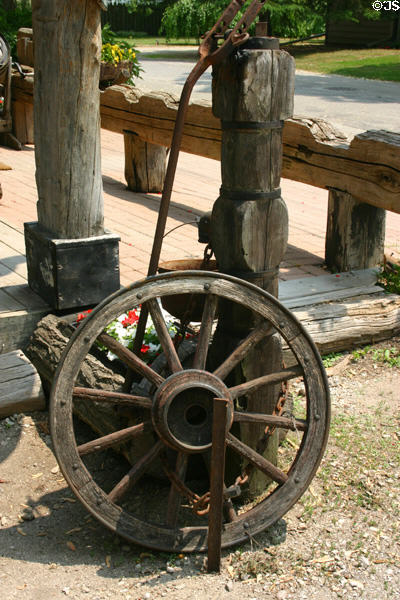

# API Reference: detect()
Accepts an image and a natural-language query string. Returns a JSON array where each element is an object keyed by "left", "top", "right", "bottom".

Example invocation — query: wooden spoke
[
  {"left": 147, "top": 298, "right": 182, "bottom": 373},
  {"left": 77, "top": 421, "right": 152, "bottom": 456},
  {"left": 234, "top": 411, "right": 307, "bottom": 432},
  {"left": 98, "top": 332, "right": 164, "bottom": 388},
  {"left": 192, "top": 294, "right": 218, "bottom": 370},
  {"left": 73, "top": 387, "right": 152, "bottom": 409},
  {"left": 108, "top": 440, "right": 164, "bottom": 504},
  {"left": 229, "top": 365, "right": 303, "bottom": 399},
  {"left": 213, "top": 321, "right": 271, "bottom": 381},
  {"left": 166, "top": 452, "right": 189, "bottom": 528},
  {"left": 226, "top": 433, "right": 288, "bottom": 486}
]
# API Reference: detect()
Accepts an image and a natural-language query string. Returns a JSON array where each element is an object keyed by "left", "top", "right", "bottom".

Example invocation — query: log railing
[
  {"left": 12, "top": 74, "right": 400, "bottom": 213},
  {"left": 11, "top": 70, "right": 400, "bottom": 271}
]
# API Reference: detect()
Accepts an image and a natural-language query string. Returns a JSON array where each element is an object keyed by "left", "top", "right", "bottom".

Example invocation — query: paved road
[{"left": 137, "top": 49, "right": 400, "bottom": 138}]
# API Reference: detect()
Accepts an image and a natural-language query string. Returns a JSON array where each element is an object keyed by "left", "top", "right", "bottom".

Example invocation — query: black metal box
[{"left": 24, "top": 222, "right": 120, "bottom": 310}]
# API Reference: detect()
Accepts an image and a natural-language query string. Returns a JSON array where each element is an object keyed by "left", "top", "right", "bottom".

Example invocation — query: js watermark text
[{"left": 372, "top": 1, "right": 399, "bottom": 10}]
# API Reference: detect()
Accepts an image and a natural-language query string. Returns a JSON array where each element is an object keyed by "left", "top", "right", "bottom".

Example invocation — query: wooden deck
[{"left": 1, "top": 129, "right": 399, "bottom": 353}]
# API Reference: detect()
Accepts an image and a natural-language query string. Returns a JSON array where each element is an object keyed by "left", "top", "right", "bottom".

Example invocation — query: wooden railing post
[
  {"left": 124, "top": 130, "right": 166, "bottom": 193},
  {"left": 325, "top": 188, "right": 386, "bottom": 272},
  {"left": 210, "top": 38, "right": 295, "bottom": 498}
]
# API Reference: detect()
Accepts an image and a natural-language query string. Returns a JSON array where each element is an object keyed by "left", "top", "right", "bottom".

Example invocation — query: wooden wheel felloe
[{"left": 50, "top": 271, "right": 330, "bottom": 552}]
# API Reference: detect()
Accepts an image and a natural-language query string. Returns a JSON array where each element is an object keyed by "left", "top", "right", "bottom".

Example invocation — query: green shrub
[
  {"left": 377, "top": 261, "right": 400, "bottom": 295},
  {"left": 0, "top": 0, "right": 32, "bottom": 56}
]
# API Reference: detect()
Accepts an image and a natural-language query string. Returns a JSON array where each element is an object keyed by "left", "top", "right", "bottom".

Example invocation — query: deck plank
[{"left": 0, "top": 350, "right": 46, "bottom": 417}]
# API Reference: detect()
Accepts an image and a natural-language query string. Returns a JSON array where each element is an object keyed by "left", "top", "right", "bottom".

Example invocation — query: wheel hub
[{"left": 151, "top": 369, "right": 233, "bottom": 453}]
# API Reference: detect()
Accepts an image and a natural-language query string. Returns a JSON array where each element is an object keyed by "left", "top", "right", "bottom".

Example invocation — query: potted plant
[{"left": 100, "top": 38, "right": 141, "bottom": 89}]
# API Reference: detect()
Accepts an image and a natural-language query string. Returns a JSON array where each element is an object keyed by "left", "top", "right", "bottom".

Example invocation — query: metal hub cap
[{"left": 151, "top": 369, "right": 233, "bottom": 453}]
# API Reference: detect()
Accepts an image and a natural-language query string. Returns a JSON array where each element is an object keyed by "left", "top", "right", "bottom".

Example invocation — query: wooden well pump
[{"left": 47, "top": 0, "right": 330, "bottom": 571}]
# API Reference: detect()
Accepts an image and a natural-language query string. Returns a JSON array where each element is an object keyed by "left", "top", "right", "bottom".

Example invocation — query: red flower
[
  {"left": 122, "top": 309, "right": 139, "bottom": 328},
  {"left": 76, "top": 309, "right": 92, "bottom": 323},
  {"left": 141, "top": 344, "right": 150, "bottom": 354}
]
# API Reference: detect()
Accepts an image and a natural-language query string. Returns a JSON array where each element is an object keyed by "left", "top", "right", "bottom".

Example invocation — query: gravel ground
[{"left": 1, "top": 339, "right": 399, "bottom": 600}]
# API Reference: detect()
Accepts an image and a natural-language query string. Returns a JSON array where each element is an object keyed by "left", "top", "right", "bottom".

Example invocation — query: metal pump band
[
  {"left": 219, "top": 187, "right": 281, "bottom": 201},
  {"left": 222, "top": 120, "right": 284, "bottom": 131}
]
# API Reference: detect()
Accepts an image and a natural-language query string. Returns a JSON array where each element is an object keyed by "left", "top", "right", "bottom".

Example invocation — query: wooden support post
[
  {"left": 124, "top": 130, "right": 167, "bottom": 193},
  {"left": 31, "top": 0, "right": 103, "bottom": 238},
  {"left": 210, "top": 38, "right": 295, "bottom": 498},
  {"left": 27, "top": 0, "right": 120, "bottom": 309},
  {"left": 325, "top": 188, "right": 386, "bottom": 272}
]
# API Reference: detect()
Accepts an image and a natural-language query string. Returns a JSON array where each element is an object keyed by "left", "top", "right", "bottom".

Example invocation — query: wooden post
[
  {"left": 210, "top": 38, "right": 295, "bottom": 498},
  {"left": 124, "top": 130, "right": 167, "bottom": 193},
  {"left": 325, "top": 188, "right": 386, "bottom": 272},
  {"left": 16, "top": 28, "right": 34, "bottom": 67},
  {"left": 32, "top": 0, "right": 103, "bottom": 238},
  {"left": 12, "top": 100, "right": 34, "bottom": 145},
  {"left": 26, "top": 0, "right": 120, "bottom": 310}
]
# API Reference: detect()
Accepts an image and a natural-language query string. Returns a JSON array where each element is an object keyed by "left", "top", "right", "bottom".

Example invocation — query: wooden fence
[
  {"left": 326, "top": 16, "right": 400, "bottom": 47},
  {"left": 100, "top": 4, "right": 164, "bottom": 36},
  {"left": 10, "top": 69, "right": 400, "bottom": 272}
]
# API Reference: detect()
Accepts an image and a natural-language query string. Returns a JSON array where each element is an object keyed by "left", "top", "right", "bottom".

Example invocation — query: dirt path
[{"left": 1, "top": 340, "right": 399, "bottom": 600}]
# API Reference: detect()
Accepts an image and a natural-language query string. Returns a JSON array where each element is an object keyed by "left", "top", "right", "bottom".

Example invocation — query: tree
[
  {"left": 118, "top": 0, "right": 385, "bottom": 40},
  {"left": 0, "top": 0, "right": 32, "bottom": 53},
  {"left": 160, "top": 0, "right": 326, "bottom": 40},
  {"left": 161, "top": 0, "right": 228, "bottom": 41},
  {"left": 262, "top": 0, "right": 381, "bottom": 37}
]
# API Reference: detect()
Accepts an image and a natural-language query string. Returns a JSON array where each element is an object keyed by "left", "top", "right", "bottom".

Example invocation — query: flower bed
[{"left": 77, "top": 306, "right": 179, "bottom": 363}]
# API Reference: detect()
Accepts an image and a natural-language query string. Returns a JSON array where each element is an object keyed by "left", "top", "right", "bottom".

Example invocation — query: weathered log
[
  {"left": 325, "top": 188, "right": 386, "bottom": 272},
  {"left": 292, "top": 291, "right": 400, "bottom": 354},
  {"left": 25, "top": 314, "right": 162, "bottom": 470},
  {"left": 11, "top": 71, "right": 400, "bottom": 213},
  {"left": 25, "top": 314, "right": 195, "bottom": 470},
  {"left": 24, "top": 315, "right": 127, "bottom": 441}
]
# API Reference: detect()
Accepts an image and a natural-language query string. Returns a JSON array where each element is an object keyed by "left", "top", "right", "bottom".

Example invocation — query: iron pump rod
[
  {"left": 147, "top": 0, "right": 268, "bottom": 277},
  {"left": 130, "top": 0, "right": 267, "bottom": 362}
]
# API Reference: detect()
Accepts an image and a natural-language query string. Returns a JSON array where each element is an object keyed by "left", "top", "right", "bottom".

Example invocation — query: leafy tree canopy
[
  {"left": 0, "top": 0, "right": 32, "bottom": 54},
  {"left": 116, "top": 1, "right": 385, "bottom": 40}
]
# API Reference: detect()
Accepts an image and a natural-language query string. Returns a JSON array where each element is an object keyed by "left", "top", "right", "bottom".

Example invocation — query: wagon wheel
[{"left": 50, "top": 271, "right": 330, "bottom": 552}]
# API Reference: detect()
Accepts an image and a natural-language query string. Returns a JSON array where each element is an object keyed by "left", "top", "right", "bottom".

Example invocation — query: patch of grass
[
  {"left": 286, "top": 45, "right": 400, "bottom": 82},
  {"left": 378, "top": 262, "right": 400, "bottom": 294},
  {"left": 351, "top": 344, "right": 400, "bottom": 367},
  {"left": 371, "top": 347, "right": 400, "bottom": 368},
  {"left": 114, "top": 35, "right": 198, "bottom": 47},
  {"left": 352, "top": 345, "right": 371, "bottom": 361},
  {"left": 322, "top": 352, "right": 343, "bottom": 368}
]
